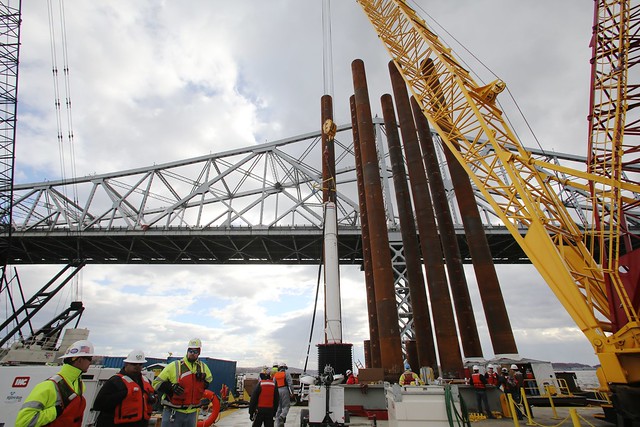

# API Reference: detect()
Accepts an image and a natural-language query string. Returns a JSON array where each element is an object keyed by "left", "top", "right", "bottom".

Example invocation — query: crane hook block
[
  {"left": 323, "top": 119, "right": 337, "bottom": 141},
  {"left": 472, "top": 79, "right": 506, "bottom": 103}
]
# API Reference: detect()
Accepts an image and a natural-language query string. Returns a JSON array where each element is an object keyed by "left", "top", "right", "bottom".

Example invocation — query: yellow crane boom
[{"left": 355, "top": 0, "right": 640, "bottom": 393}]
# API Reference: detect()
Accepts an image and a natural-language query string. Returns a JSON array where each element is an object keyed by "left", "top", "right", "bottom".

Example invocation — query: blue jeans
[{"left": 161, "top": 407, "right": 197, "bottom": 427}]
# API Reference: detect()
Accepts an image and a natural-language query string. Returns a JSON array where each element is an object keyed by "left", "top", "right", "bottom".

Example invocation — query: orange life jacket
[
  {"left": 471, "top": 373, "right": 486, "bottom": 389},
  {"left": 257, "top": 379, "right": 276, "bottom": 409},
  {"left": 273, "top": 371, "right": 286, "bottom": 388},
  {"left": 113, "top": 374, "right": 155, "bottom": 424},
  {"left": 169, "top": 361, "right": 206, "bottom": 407},
  {"left": 46, "top": 374, "right": 86, "bottom": 427}
]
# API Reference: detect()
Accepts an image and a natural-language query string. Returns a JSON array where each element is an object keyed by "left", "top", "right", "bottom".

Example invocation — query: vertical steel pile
[
  {"left": 350, "top": 96, "right": 381, "bottom": 368},
  {"left": 418, "top": 58, "right": 518, "bottom": 356},
  {"left": 352, "top": 59, "right": 403, "bottom": 380},
  {"left": 436, "top": 117, "right": 519, "bottom": 356},
  {"left": 411, "top": 97, "right": 483, "bottom": 358},
  {"left": 387, "top": 62, "right": 463, "bottom": 378},
  {"left": 381, "top": 93, "right": 437, "bottom": 369}
]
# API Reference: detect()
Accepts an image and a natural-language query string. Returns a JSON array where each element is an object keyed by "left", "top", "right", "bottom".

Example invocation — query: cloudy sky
[{"left": 5, "top": 1, "right": 600, "bottom": 371}]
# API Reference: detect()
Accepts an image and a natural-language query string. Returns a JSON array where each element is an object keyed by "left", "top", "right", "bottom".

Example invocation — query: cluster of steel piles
[{"left": 321, "top": 59, "right": 519, "bottom": 381}]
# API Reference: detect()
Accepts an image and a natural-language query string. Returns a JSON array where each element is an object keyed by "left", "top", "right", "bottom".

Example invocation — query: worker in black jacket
[
  {"left": 92, "top": 349, "right": 157, "bottom": 427},
  {"left": 248, "top": 372, "right": 279, "bottom": 427}
]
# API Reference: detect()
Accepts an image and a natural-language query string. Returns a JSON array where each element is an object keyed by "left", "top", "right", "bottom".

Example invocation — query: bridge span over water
[{"left": 2, "top": 119, "right": 591, "bottom": 266}]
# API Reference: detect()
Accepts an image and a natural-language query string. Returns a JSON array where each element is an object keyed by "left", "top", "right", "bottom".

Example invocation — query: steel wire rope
[
  {"left": 47, "top": 0, "right": 66, "bottom": 186},
  {"left": 302, "top": 191, "right": 331, "bottom": 377},
  {"left": 47, "top": 0, "right": 82, "bottom": 304},
  {"left": 57, "top": 0, "right": 80, "bottom": 208},
  {"left": 302, "top": 237, "right": 325, "bottom": 375},
  {"left": 407, "top": 1, "right": 559, "bottom": 181}
]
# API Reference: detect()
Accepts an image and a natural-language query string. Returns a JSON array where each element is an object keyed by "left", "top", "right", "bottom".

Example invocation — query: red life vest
[
  {"left": 114, "top": 374, "right": 155, "bottom": 424},
  {"left": 471, "top": 373, "right": 486, "bottom": 389},
  {"left": 257, "top": 379, "right": 276, "bottom": 409},
  {"left": 401, "top": 372, "right": 415, "bottom": 385},
  {"left": 346, "top": 374, "right": 358, "bottom": 384},
  {"left": 273, "top": 371, "right": 286, "bottom": 388},
  {"left": 169, "top": 361, "right": 206, "bottom": 407},
  {"left": 486, "top": 371, "right": 499, "bottom": 386},
  {"left": 46, "top": 374, "right": 86, "bottom": 427}
]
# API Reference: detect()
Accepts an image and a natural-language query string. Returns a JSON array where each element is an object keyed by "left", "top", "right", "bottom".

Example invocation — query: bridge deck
[{"left": 4, "top": 227, "right": 527, "bottom": 265}]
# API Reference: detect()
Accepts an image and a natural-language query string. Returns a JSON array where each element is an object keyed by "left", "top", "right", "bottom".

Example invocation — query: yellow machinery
[{"left": 356, "top": 0, "right": 640, "bottom": 422}]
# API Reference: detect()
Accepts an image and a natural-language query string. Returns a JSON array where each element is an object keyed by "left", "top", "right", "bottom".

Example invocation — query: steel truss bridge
[
  {"left": 0, "top": 118, "right": 613, "bottom": 341},
  {"left": 2, "top": 119, "right": 595, "bottom": 267}
]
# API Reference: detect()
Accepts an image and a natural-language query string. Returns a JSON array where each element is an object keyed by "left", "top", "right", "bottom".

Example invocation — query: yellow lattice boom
[{"left": 356, "top": 0, "right": 640, "bottom": 385}]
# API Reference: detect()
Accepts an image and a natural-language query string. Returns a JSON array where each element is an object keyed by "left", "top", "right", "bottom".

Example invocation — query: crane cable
[
  {"left": 408, "top": 1, "right": 547, "bottom": 157},
  {"left": 302, "top": 237, "right": 325, "bottom": 374},
  {"left": 47, "top": 0, "right": 82, "bottom": 303}
]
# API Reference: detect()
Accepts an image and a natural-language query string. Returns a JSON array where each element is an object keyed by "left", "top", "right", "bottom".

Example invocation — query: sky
[{"left": 3, "top": 1, "right": 601, "bottom": 371}]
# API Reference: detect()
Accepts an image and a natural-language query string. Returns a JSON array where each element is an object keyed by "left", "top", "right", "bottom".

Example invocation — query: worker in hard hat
[
  {"left": 248, "top": 371, "right": 280, "bottom": 427},
  {"left": 273, "top": 363, "right": 293, "bottom": 427},
  {"left": 345, "top": 369, "right": 359, "bottom": 384},
  {"left": 15, "top": 340, "right": 97, "bottom": 427},
  {"left": 485, "top": 364, "right": 499, "bottom": 387},
  {"left": 153, "top": 338, "right": 213, "bottom": 427},
  {"left": 499, "top": 367, "right": 510, "bottom": 392},
  {"left": 507, "top": 364, "right": 525, "bottom": 420},
  {"left": 398, "top": 362, "right": 424, "bottom": 385},
  {"left": 470, "top": 365, "right": 495, "bottom": 419},
  {"left": 93, "top": 349, "right": 157, "bottom": 426}
]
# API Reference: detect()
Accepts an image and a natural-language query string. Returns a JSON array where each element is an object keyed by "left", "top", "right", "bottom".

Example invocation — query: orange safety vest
[
  {"left": 273, "top": 371, "right": 286, "bottom": 388},
  {"left": 114, "top": 374, "right": 155, "bottom": 424},
  {"left": 46, "top": 374, "right": 86, "bottom": 427},
  {"left": 257, "top": 379, "right": 277, "bottom": 409},
  {"left": 169, "top": 361, "right": 207, "bottom": 407},
  {"left": 471, "top": 373, "right": 486, "bottom": 389}
]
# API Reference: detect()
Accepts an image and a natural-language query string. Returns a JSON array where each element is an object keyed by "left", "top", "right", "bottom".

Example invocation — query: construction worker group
[
  {"left": 14, "top": 337, "right": 532, "bottom": 426},
  {"left": 15, "top": 338, "right": 213, "bottom": 427},
  {"left": 249, "top": 362, "right": 293, "bottom": 427}
]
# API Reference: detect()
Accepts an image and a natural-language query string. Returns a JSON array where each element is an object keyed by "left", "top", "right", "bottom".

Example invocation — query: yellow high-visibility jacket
[{"left": 15, "top": 364, "right": 85, "bottom": 427}]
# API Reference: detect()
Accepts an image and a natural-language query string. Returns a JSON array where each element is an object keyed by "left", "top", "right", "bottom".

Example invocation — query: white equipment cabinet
[
  {"left": 386, "top": 384, "right": 460, "bottom": 427},
  {"left": 0, "top": 365, "right": 119, "bottom": 427},
  {"left": 307, "top": 384, "right": 345, "bottom": 424}
]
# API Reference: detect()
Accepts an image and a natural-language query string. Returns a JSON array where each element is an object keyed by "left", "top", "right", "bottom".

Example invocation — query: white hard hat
[
  {"left": 59, "top": 340, "right": 96, "bottom": 359},
  {"left": 510, "top": 364, "right": 518, "bottom": 370},
  {"left": 123, "top": 349, "right": 147, "bottom": 364},
  {"left": 346, "top": 369, "right": 352, "bottom": 375},
  {"left": 487, "top": 364, "right": 494, "bottom": 370},
  {"left": 472, "top": 365, "right": 479, "bottom": 371},
  {"left": 188, "top": 338, "right": 202, "bottom": 349}
]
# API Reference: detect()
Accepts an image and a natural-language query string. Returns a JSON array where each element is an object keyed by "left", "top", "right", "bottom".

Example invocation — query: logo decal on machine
[{"left": 12, "top": 377, "right": 30, "bottom": 388}]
